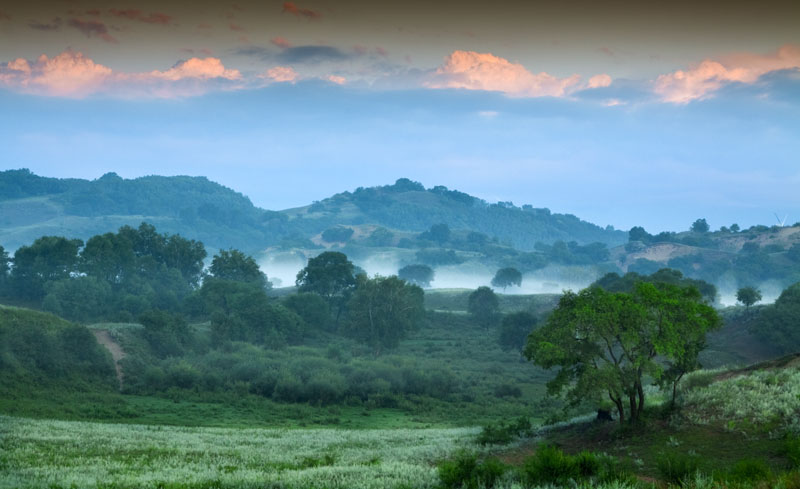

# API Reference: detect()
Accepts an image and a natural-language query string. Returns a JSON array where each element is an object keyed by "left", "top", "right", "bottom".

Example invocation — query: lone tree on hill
[
  {"left": 491, "top": 267, "right": 522, "bottom": 291},
  {"left": 468, "top": 286, "right": 500, "bottom": 329},
  {"left": 398, "top": 264, "right": 435, "bottom": 288},
  {"left": 525, "top": 282, "right": 720, "bottom": 426},
  {"left": 691, "top": 218, "right": 710, "bottom": 233},
  {"left": 737, "top": 286, "right": 762, "bottom": 309}
]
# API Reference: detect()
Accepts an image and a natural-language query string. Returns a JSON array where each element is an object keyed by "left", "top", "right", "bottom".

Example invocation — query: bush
[
  {"left": 437, "top": 451, "right": 506, "bottom": 489},
  {"left": 656, "top": 452, "right": 699, "bottom": 486},
  {"left": 784, "top": 436, "right": 800, "bottom": 468},
  {"left": 727, "top": 458, "right": 771, "bottom": 483},
  {"left": 493, "top": 383, "right": 522, "bottom": 398},
  {"left": 522, "top": 444, "right": 579, "bottom": 486},
  {"left": 476, "top": 417, "right": 532, "bottom": 446}
]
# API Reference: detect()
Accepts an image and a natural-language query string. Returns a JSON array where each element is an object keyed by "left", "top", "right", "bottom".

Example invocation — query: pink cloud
[
  {"left": 108, "top": 9, "right": 173, "bottom": 25},
  {"left": 68, "top": 18, "right": 118, "bottom": 43},
  {"left": 271, "top": 36, "right": 291, "bottom": 49},
  {"left": 0, "top": 50, "right": 242, "bottom": 98},
  {"left": 426, "top": 50, "right": 582, "bottom": 98},
  {"left": 148, "top": 58, "right": 241, "bottom": 81},
  {"left": 327, "top": 75, "right": 346, "bottom": 85},
  {"left": 259, "top": 66, "right": 298, "bottom": 83},
  {"left": 282, "top": 2, "right": 321, "bottom": 20},
  {"left": 655, "top": 44, "right": 800, "bottom": 103},
  {"left": 587, "top": 73, "right": 612, "bottom": 88},
  {"left": 0, "top": 51, "right": 112, "bottom": 97}
]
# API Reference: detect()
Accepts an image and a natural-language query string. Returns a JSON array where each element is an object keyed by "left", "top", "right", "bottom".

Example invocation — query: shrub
[
  {"left": 437, "top": 451, "right": 506, "bottom": 489},
  {"left": 656, "top": 452, "right": 699, "bottom": 486},
  {"left": 493, "top": 383, "right": 522, "bottom": 398},
  {"left": 476, "top": 417, "right": 532, "bottom": 446},
  {"left": 522, "top": 445, "right": 580, "bottom": 486},
  {"left": 727, "top": 458, "right": 771, "bottom": 483},
  {"left": 784, "top": 436, "right": 800, "bottom": 468}
]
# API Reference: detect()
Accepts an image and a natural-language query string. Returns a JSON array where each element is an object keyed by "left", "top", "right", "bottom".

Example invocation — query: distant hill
[{"left": 0, "top": 170, "right": 626, "bottom": 253}]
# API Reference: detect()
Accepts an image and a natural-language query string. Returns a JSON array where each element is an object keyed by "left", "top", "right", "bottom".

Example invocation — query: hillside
[{"left": 0, "top": 170, "right": 626, "bottom": 253}]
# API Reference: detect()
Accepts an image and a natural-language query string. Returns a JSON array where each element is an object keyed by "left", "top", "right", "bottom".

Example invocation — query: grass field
[{"left": 0, "top": 415, "right": 479, "bottom": 489}]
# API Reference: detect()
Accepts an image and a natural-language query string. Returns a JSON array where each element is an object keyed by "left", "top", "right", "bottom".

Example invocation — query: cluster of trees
[{"left": 749, "top": 282, "right": 800, "bottom": 353}]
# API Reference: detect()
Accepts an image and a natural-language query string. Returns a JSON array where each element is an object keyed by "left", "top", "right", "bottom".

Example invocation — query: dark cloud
[
  {"left": 278, "top": 46, "right": 349, "bottom": 63},
  {"left": 0, "top": 10, "right": 11, "bottom": 21},
  {"left": 236, "top": 44, "right": 350, "bottom": 64},
  {"left": 28, "top": 17, "right": 62, "bottom": 31},
  {"left": 282, "top": 2, "right": 321, "bottom": 20},
  {"left": 68, "top": 18, "right": 118, "bottom": 43},
  {"left": 108, "top": 9, "right": 173, "bottom": 25}
]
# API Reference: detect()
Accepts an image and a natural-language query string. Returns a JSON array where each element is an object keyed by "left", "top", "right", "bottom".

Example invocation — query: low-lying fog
[{"left": 259, "top": 250, "right": 780, "bottom": 307}]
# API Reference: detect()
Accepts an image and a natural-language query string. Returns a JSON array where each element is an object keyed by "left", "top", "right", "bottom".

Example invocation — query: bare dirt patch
[{"left": 93, "top": 330, "right": 126, "bottom": 388}]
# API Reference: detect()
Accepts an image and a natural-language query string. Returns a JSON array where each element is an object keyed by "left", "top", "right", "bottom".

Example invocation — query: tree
[
  {"left": 691, "top": 218, "right": 710, "bottom": 233},
  {"left": 525, "top": 282, "right": 720, "bottom": 425},
  {"left": 749, "top": 283, "right": 800, "bottom": 353},
  {"left": 0, "top": 245, "right": 9, "bottom": 293},
  {"left": 420, "top": 223, "right": 451, "bottom": 245},
  {"left": 491, "top": 267, "right": 522, "bottom": 291},
  {"left": 628, "top": 226, "right": 651, "bottom": 243},
  {"left": 498, "top": 311, "right": 537, "bottom": 354},
  {"left": 468, "top": 286, "right": 500, "bottom": 329},
  {"left": 730, "top": 223, "right": 740, "bottom": 233},
  {"left": 209, "top": 249, "right": 268, "bottom": 289},
  {"left": 283, "top": 292, "right": 330, "bottom": 330},
  {"left": 344, "top": 275, "right": 425, "bottom": 355},
  {"left": 321, "top": 226, "right": 354, "bottom": 243},
  {"left": 296, "top": 251, "right": 357, "bottom": 324},
  {"left": 398, "top": 264, "right": 435, "bottom": 288},
  {"left": 11, "top": 236, "right": 83, "bottom": 300},
  {"left": 736, "top": 286, "right": 762, "bottom": 309}
]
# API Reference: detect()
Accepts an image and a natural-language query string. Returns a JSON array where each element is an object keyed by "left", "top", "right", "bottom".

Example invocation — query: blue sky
[{"left": 1, "top": 1, "right": 799, "bottom": 233}]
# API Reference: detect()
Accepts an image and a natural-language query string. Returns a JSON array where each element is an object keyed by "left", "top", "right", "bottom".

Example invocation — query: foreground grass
[{"left": 0, "top": 415, "right": 479, "bottom": 489}]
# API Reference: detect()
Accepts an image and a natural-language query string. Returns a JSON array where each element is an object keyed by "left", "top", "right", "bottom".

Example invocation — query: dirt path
[{"left": 93, "top": 330, "right": 126, "bottom": 388}]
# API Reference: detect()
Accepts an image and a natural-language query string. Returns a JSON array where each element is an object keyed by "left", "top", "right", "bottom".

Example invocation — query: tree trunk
[
  {"left": 637, "top": 381, "right": 646, "bottom": 417},
  {"left": 610, "top": 394, "right": 625, "bottom": 426},
  {"left": 629, "top": 394, "right": 638, "bottom": 423}
]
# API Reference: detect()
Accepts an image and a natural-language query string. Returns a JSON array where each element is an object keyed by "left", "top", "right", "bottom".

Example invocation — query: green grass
[{"left": 0, "top": 414, "right": 479, "bottom": 489}]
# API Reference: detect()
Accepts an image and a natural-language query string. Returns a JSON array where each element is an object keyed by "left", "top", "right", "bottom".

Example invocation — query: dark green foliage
[
  {"left": 11, "top": 236, "right": 83, "bottom": 300},
  {"left": 296, "top": 251, "right": 356, "bottom": 301},
  {"left": 283, "top": 293, "right": 330, "bottom": 330},
  {"left": 398, "top": 264, "right": 435, "bottom": 288},
  {"left": 498, "top": 312, "right": 536, "bottom": 354},
  {"left": 321, "top": 226, "right": 354, "bottom": 243},
  {"left": 42, "top": 276, "right": 112, "bottom": 322},
  {"left": 750, "top": 282, "right": 800, "bottom": 353},
  {"left": 491, "top": 267, "right": 522, "bottom": 290},
  {"left": 344, "top": 275, "right": 425, "bottom": 354},
  {"left": 139, "top": 310, "right": 192, "bottom": 358},
  {"left": 656, "top": 452, "right": 699, "bottom": 486},
  {"left": 420, "top": 223, "right": 451, "bottom": 245},
  {"left": 737, "top": 286, "right": 762, "bottom": 308},
  {"left": 365, "top": 227, "right": 394, "bottom": 246},
  {"left": 629, "top": 226, "right": 652, "bottom": 243},
  {"left": 522, "top": 445, "right": 579, "bottom": 486},
  {"left": 209, "top": 249, "right": 268, "bottom": 289},
  {"left": 628, "top": 258, "right": 663, "bottom": 275},
  {"left": 727, "top": 459, "right": 771, "bottom": 483},
  {"left": 783, "top": 436, "right": 800, "bottom": 468},
  {"left": 0, "top": 307, "right": 115, "bottom": 386},
  {"left": 437, "top": 451, "right": 506, "bottom": 489},
  {"left": 594, "top": 268, "right": 717, "bottom": 302},
  {"left": 534, "top": 240, "right": 610, "bottom": 265},
  {"left": 476, "top": 417, "right": 531, "bottom": 445},
  {"left": 691, "top": 218, "right": 710, "bottom": 233},
  {"left": 493, "top": 383, "right": 522, "bottom": 398},
  {"left": 468, "top": 287, "right": 500, "bottom": 329}
]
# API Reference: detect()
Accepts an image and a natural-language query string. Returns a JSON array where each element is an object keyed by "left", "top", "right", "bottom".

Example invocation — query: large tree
[
  {"left": 11, "top": 236, "right": 83, "bottom": 300},
  {"left": 491, "top": 267, "right": 522, "bottom": 291},
  {"left": 736, "top": 286, "right": 762, "bottom": 309},
  {"left": 468, "top": 286, "right": 500, "bottom": 329},
  {"left": 296, "top": 251, "right": 357, "bottom": 324},
  {"left": 209, "top": 249, "right": 268, "bottom": 289},
  {"left": 344, "top": 275, "right": 424, "bottom": 355},
  {"left": 525, "top": 282, "right": 719, "bottom": 425},
  {"left": 398, "top": 264, "right": 435, "bottom": 288}
]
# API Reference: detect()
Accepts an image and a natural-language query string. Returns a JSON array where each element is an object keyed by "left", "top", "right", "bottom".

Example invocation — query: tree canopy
[
  {"left": 491, "top": 267, "right": 522, "bottom": 291},
  {"left": 467, "top": 286, "right": 500, "bottom": 329},
  {"left": 736, "top": 286, "right": 762, "bottom": 308},
  {"left": 398, "top": 264, "right": 435, "bottom": 288},
  {"left": 525, "top": 282, "right": 720, "bottom": 425},
  {"left": 209, "top": 249, "right": 268, "bottom": 289}
]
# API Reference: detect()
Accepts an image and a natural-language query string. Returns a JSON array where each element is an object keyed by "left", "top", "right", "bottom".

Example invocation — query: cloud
[
  {"left": 28, "top": 18, "right": 63, "bottom": 31},
  {"left": 68, "top": 18, "right": 118, "bottom": 43},
  {"left": 277, "top": 46, "right": 349, "bottom": 64},
  {"left": 655, "top": 44, "right": 800, "bottom": 103},
  {"left": 108, "top": 9, "right": 173, "bottom": 25},
  {"left": 0, "top": 51, "right": 112, "bottom": 97},
  {"left": 229, "top": 23, "right": 245, "bottom": 31},
  {"left": 0, "top": 50, "right": 242, "bottom": 98},
  {"left": 426, "top": 50, "right": 583, "bottom": 97},
  {"left": 327, "top": 75, "right": 346, "bottom": 85},
  {"left": 588, "top": 74, "right": 612, "bottom": 88},
  {"left": 282, "top": 2, "right": 321, "bottom": 20},
  {"left": 147, "top": 58, "right": 241, "bottom": 81},
  {"left": 271, "top": 37, "right": 291, "bottom": 49},
  {"left": 259, "top": 66, "right": 298, "bottom": 83}
]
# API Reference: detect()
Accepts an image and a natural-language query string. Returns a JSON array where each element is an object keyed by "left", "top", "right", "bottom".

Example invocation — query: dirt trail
[{"left": 93, "top": 330, "right": 126, "bottom": 388}]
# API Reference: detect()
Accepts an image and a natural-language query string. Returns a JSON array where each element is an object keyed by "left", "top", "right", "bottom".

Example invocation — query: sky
[{"left": 1, "top": 0, "right": 799, "bottom": 233}]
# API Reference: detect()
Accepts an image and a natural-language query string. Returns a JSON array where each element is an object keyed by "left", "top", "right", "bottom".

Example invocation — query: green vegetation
[{"left": 749, "top": 283, "right": 800, "bottom": 353}]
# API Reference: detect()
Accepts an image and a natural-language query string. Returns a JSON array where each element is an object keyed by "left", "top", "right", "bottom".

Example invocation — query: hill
[{"left": 0, "top": 170, "right": 626, "bottom": 253}]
